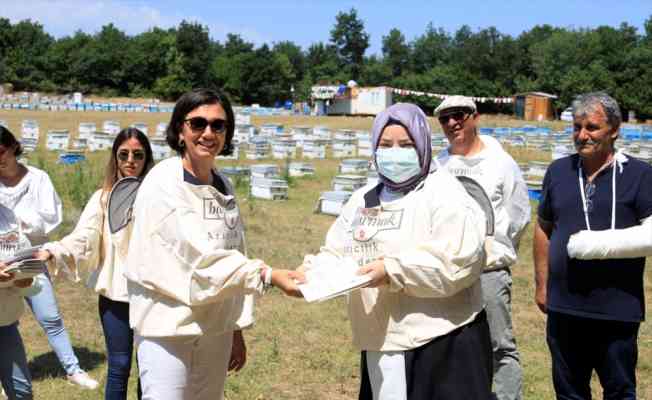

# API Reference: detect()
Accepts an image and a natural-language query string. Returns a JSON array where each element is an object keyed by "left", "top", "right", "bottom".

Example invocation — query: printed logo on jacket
[
  {"left": 351, "top": 207, "right": 403, "bottom": 242},
  {"left": 202, "top": 198, "right": 240, "bottom": 230}
]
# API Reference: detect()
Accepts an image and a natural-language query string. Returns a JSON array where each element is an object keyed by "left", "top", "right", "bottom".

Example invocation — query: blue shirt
[{"left": 538, "top": 154, "right": 652, "bottom": 322}]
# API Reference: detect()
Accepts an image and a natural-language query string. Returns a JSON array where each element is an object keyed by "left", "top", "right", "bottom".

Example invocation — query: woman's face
[
  {"left": 0, "top": 144, "right": 18, "bottom": 172},
  {"left": 179, "top": 103, "right": 227, "bottom": 162},
  {"left": 116, "top": 137, "right": 146, "bottom": 178},
  {"left": 377, "top": 124, "right": 415, "bottom": 149}
]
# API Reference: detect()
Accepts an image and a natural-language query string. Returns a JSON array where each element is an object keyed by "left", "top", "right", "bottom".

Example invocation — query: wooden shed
[{"left": 513, "top": 92, "right": 557, "bottom": 121}]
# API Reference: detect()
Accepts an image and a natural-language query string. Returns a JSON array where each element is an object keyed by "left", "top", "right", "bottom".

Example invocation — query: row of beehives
[{"left": 221, "top": 159, "right": 378, "bottom": 215}]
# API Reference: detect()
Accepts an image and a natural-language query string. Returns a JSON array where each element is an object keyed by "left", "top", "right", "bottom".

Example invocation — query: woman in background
[
  {"left": 39, "top": 128, "right": 154, "bottom": 399},
  {"left": 0, "top": 126, "right": 98, "bottom": 390}
]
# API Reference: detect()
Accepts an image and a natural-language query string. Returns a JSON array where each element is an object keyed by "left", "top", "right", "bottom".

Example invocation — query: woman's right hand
[
  {"left": 13, "top": 278, "right": 33, "bottom": 288},
  {"left": 271, "top": 269, "right": 306, "bottom": 298},
  {"left": 0, "top": 262, "right": 13, "bottom": 282}
]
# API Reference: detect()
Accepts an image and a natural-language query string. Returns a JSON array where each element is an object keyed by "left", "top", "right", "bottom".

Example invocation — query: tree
[
  {"left": 410, "top": 23, "right": 451, "bottom": 73},
  {"left": 382, "top": 28, "right": 410, "bottom": 77},
  {"left": 329, "top": 8, "right": 369, "bottom": 80},
  {"left": 176, "top": 20, "right": 212, "bottom": 88}
]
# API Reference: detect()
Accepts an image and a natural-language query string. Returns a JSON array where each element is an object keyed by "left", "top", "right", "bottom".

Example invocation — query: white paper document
[
  {"left": 0, "top": 246, "right": 45, "bottom": 288},
  {"left": 298, "top": 254, "right": 371, "bottom": 303}
]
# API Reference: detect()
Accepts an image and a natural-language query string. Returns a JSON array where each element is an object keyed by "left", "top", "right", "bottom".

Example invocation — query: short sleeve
[
  {"left": 635, "top": 164, "right": 652, "bottom": 220},
  {"left": 537, "top": 167, "right": 553, "bottom": 223}
]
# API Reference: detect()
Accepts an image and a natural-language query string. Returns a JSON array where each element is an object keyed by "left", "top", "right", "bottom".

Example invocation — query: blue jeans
[
  {"left": 99, "top": 295, "right": 140, "bottom": 400},
  {"left": 24, "top": 274, "right": 81, "bottom": 376},
  {"left": 0, "top": 322, "right": 33, "bottom": 400},
  {"left": 481, "top": 269, "right": 522, "bottom": 400}
]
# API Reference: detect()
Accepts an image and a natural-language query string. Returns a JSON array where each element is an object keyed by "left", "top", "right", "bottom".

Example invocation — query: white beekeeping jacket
[
  {"left": 305, "top": 169, "right": 487, "bottom": 351},
  {"left": 436, "top": 135, "right": 531, "bottom": 270},
  {"left": 125, "top": 157, "right": 263, "bottom": 337},
  {"left": 44, "top": 189, "right": 133, "bottom": 302},
  {"left": 0, "top": 204, "right": 42, "bottom": 326},
  {"left": 0, "top": 165, "right": 63, "bottom": 246}
]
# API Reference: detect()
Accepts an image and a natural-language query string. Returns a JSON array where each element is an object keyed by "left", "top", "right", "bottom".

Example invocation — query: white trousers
[
  {"left": 136, "top": 331, "right": 233, "bottom": 400},
  {"left": 366, "top": 351, "right": 407, "bottom": 400}
]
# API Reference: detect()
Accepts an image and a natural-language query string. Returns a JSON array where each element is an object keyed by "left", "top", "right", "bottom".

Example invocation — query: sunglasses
[
  {"left": 438, "top": 111, "right": 470, "bottom": 125},
  {"left": 117, "top": 149, "right": 146, "bottom": 162},
  {"left": 184, "top": 117, "right": 227, "bottom": 134}
]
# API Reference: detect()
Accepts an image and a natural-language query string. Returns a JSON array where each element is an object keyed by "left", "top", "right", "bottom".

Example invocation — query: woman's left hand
[
  {"left": 228, "top": 330, "right": 247, "bottom": 372},
  {"left": 358, "top": 259, "right": 389, "bottom": 288}
]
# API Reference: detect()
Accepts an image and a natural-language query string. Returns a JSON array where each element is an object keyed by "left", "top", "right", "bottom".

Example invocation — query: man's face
[
  {"left": 572, "top": 105, "right": 618, "bottom": 161},
  {"left": 438, "top": 108, "right": 478, "bottom": 155}
]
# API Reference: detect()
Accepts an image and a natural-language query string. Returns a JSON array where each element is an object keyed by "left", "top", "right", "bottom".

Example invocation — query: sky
[{"left": 2, "top": 0, "right": 651, "bottom": 55}]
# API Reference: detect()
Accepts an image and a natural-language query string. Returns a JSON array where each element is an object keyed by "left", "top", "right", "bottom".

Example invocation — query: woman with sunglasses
[
  {"left": 39, "top": 128, "right": 154, "bottom": 400},
  {"left": 124, "top": 88, "right": 303, "bottom": 400},
  {"left": 0, "top": 126, "right": 100, "bottom": 393}
]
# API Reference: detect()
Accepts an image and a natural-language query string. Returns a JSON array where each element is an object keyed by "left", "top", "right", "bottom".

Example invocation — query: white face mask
[{"left": 375, "top": 147, "right": 421, "bottom": 184}]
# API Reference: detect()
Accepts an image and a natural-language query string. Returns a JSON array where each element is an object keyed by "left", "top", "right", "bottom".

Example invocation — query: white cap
[{"left": 434, "top": 95, "right": 477, "bottom": 116}]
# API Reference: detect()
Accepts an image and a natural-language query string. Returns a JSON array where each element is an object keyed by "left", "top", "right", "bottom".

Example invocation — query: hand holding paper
[{"left": 298, "top": 253, "right": 372, "bottom": 303}]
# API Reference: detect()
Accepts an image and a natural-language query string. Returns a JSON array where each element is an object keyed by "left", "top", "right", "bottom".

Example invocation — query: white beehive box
[
  {"left": 72, "top": 137, "right": 88, "bottom": 150},
  {"left": 332, "top": 139, "right": 357, "bottom": 158},
  {"left": 313, "top": 126, "right": 331, "bottom": 140},
  {"left": 235, "top": 113, "right": 251, "bottom": 125},
  {"left": 272, "top": 138, "right": 297, "bottom": 159},
  {"left": 357, "top": 132, "right": 373, "bottom": 157},
  {"left": 103, "top": 120, "right": 121, "bottom": 136},
  {"left": 527, "top": 161, "right": 550, "bottom": 179},
  {"left": 250, "top": 176, "right": 288, "bottom": 200},
  {"left": 234, "top": 124, "right": 257, "bottom": 144},
  {"left": 150, "top": 137, "right": 172, "bottom": 160},
  {"left": 250, "top": 164, "right": 280, "bottom": 179},
  {"left": 332, "top": 174, "right": 367, "bottom": 192},
  {"left": 259, "top": 123, "right": 283, "bottom": 137},
  {"left": 245, "top": 138, "right": 271, "bottom": 160},
  {"left": 288, "top": 162, "right": 315, "bottom": 177},
  {"left": 302, "top": 138, "right": 327, "bottom": 159},
  {"left": 78, "top": 122, "right": 96, "bottom": 140},
  {"left": 155, "top": 122, "right": 168, "bottom": 137},
  {"left": 46, "top": 130, "right": 70, "bottom": 151},
  {"left": 291, "top": 126, "right": 312, "bottom": 147},
  {"left": 20, "top": 138, "right": 38, "bottom": 152},
  {"left": 21, "top": 119, "right": 39, "bottom": 140},
  {"left": 131, "top": 122, "right": 148, "bottom": 135},
  {"left": 88, "top": 131, "right": 114, "bottom": 152},
  {"left": 339, "top": 159, "right": 369, "bottom": 174},
  {"left": 317, "top": 190, "right": 352, "bottom": 216}
]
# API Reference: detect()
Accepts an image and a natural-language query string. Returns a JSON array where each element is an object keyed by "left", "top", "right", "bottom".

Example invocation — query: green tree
[
  {"left": 176, "top": 20, "right": 212, "bottom": 87},
  {"left": 382, "top": 28, "right": 410, "bottom": 78},
  {"left": 329, "top": 8, "right": 370, "bottom": 80}
]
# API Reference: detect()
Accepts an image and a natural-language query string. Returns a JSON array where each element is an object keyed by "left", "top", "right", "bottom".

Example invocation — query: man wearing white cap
[{"left": 434, "top": 95, "right": 530, "bottom": 400}]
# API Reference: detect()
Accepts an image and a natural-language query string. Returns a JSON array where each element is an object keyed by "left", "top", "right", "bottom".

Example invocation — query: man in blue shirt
[{"left": 533, "top": 92, "right": 652, "bottom": 399}]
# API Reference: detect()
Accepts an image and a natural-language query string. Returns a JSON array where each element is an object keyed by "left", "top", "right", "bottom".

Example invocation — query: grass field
[{"left": 1, "top": 109, "right": 650, "bottom": 399}]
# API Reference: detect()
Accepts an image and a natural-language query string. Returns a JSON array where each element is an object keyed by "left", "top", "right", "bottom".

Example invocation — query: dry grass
[{"left": 1, "top": 110, "right": 650, "bottom": 399}]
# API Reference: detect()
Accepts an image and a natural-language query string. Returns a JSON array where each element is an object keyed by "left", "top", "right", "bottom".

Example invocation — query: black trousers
[
  {"left": 546, "top": 311, "right": 639, "bottom": 400},
  {"left": 359, "top": 310, "right": 493, "bottom": 400}
]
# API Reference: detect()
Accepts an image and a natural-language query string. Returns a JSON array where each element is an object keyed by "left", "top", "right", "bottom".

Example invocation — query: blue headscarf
[{"left": 371, "top": 103, "right": 432, "bottom": 192}]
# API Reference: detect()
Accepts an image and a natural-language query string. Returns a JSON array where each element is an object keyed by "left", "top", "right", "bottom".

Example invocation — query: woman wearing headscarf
[{"left": 302, "top": 103, "right": 493, "bottom": 399}]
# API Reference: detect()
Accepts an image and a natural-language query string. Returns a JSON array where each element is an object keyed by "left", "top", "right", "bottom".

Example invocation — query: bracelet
[{"left": 263, "top": 266, "right": 273, "bottom": 290}]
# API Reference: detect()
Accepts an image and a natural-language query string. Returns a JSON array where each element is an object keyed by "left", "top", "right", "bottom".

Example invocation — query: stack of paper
[
  {"left": 1, "top": 246, "right": 45, "bottom": 286},
  {"left": 298, "top": 254, "right": 371, "bottom": 303}
]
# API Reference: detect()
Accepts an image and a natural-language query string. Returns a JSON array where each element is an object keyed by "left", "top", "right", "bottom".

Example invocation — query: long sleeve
[
  {"left": 133, "top": 205, "right": 264, "bottom": 307},
  {"left": 43, "top": 190, "right": 104, "bottom": 282},
  {"left": 503, "top": 160, "right": 532, "bottom": 247},
  {"left": 567, "top": 216, "right": 652, "bottom": 260},
  {"left": 19, "top": 170, "right": 63, "bottom": 244},
  {"left": 383, "top": 199, "right": 486, "bottom": 298}
]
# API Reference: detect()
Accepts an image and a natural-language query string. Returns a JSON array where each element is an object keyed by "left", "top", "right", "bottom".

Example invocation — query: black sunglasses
[
  {"left": 184, "top": 117, "right": 227, "bottom": 134},
  {"left": 438, "top": 111, "right": 470, "bottom": 125},
  {"left": 117, "top": 149, "right": 146, "bottom": 162}
]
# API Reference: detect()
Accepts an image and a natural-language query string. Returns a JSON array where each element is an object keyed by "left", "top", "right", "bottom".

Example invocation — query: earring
[{"left": 178, "top": 139, "right": 185, "bottom": 148}]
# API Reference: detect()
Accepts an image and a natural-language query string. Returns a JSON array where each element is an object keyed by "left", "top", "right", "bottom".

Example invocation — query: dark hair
[
  {"left": 0, "top": 126, "right": 23, "bottom": 157},
  {"left": 102, "top": 128, "right": 154, "bottom": 194},
  {"left": 166, "top": 88, "right": 235, "bottom": 156}
]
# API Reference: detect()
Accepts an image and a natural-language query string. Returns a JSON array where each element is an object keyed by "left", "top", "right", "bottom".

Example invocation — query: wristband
[{"left": 263, "top": 266, "right": 273, "bottom": 291}]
